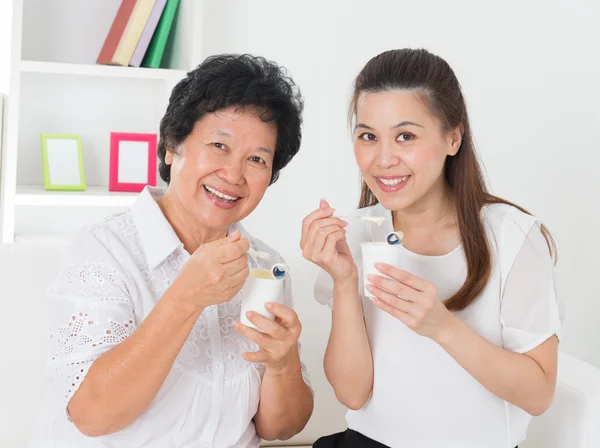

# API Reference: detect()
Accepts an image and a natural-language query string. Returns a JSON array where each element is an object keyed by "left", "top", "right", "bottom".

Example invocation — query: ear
[
  {"left": 447, "top": 124, "right": 463, "bottom": 156},
  {"left": 165, "top": 148, "right": 174, "bottom": 165}
]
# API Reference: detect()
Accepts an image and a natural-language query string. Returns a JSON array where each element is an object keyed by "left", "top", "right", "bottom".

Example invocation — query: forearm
[
  {"left": 324, "top": 274, "right": 373, "bottom": 410},
  {"left": 438, "top": 315, "right": 557, "bottom": 416},
  {"left": 68, "top": 287, "right": 202, "bottom": 436},
  {"left": 254, "top": 352, "right": 313, "bottom": 441}
]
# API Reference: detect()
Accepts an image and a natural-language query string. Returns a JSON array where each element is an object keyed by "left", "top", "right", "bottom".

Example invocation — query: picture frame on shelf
[
  {"left": 109, "top": 132, "right": 157, "bottom": 193},
  {"left": 41, "top": 134, "right": 86, "bottom": 191}
]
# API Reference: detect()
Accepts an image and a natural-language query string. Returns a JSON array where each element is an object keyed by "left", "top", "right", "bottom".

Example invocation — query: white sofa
[{"left": 0, "top": 247, "right": 599, "bottom": 447}]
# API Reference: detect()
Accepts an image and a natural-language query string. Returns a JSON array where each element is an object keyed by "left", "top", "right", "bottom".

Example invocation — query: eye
[
  {"left": 397, "top": 133, "right": 415, "bottom": 142},
  {"left": 359, "top": 132, "right": 377, "bottom": 141},
  {"left": 213, "top": 142, "right": 227, "bottom": 150},
  {"left": 249, "top": 156, "right": 267, "bottom": 165}
]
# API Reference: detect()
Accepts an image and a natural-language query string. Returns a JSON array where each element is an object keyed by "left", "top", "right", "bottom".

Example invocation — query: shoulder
[
  {"left": 49, "top": 217, "right": 133, "bottom": 297},
  {"left": 65, "top": 210, "right": 141, "bottom": 275},
  {"left": 482, "top": 202, "right": 552, "bottom": 289},
  {"left": 482, "top": 202, "right": 539, "bottom": 241},
  {"left": 67, "top": 211, "right": 139, "bottom": 259}
]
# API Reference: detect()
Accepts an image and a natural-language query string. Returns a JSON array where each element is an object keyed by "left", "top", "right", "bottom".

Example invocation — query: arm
[
  {"left": 301, "top": 200, "right": 373, "bottom": 409},
  {"left": 324, "top": 274, "right": 374, "bottom": 410},
  {"left": 235, "top": 303, "right": 313, "bottom": 441},
  {"left": 254, "top": 346, "right": 313, "bottom": 440},
  {"left": 63, "top": 231, "right": 250, "bottom": 436},
  {"left": 68, "top": 290, "right": 202, "bottom": 436},
  {"left": 438, "top": 317, "right": 557, "bottom": 415}
]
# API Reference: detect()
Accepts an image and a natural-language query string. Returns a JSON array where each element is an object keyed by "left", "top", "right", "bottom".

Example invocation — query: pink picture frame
[{"left": 109, "top": 132, "right": 157, "bottom": 192}]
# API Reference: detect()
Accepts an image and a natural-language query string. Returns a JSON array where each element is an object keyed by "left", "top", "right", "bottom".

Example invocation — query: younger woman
[{"left": 301, "top": 49, "right": 563, "bottom": 448}]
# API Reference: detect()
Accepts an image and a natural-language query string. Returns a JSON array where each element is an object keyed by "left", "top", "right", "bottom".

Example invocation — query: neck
[
  {"left": 393, "top": 176, "right": 455, "bottom": 232},
  {"left": 158, "top": 189, "right": 227, "bottom": 254}
]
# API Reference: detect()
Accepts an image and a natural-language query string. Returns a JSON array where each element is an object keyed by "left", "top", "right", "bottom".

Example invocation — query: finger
[
  {"left": 265, "top": 302, "right": 300, "bottom": 330},
  {"left": 309, "top": 224, "right": 347, "bottom": 259},
  {"left": 319, "top": 229, "right": 348, "bottom": 261},
  {"left": 306, "top": 217, "right": 348, "bottom": 249},
  {"left": 225, "top": 256, "right": 250, "bottom": 277},
  {"left": 228, "top": 264, "right": 250, "bottom": 289},
  {"left": 367, "top": 284, "right": 415, "bottom": 315},
  {"left": 367, "top": 275, "right": 418, "bottom": 302},
  {"left": 374, "top": 264, "right": 428, "bottom": 292},
  {"left": 320, "top": 199, "right": 331, "bottom": 209},
  {"left": 246, "top": 311, "right": 285, "bottom": 338},
  {"left": 300, "top": 207, "right": 336, "bottom": 248},
  {"left": 234, "top": 321, "right": 274, "bottom": 350},
  {"left": 218, "top": 238, "right": 251, "bottom": 264},
  {"left": 243, "top": 349, "right": 272, "bottom": 364},
  {"left": 372, "top": 295, "right": 413, "bottom": 325}
]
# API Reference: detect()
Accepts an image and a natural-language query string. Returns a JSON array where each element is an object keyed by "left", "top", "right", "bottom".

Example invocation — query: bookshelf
[
  {"left": 0, "top": 0, "right": 203, "bottom": 244},
  {"left": 20, "top": 60, "right": 186, "bottom": 81}
]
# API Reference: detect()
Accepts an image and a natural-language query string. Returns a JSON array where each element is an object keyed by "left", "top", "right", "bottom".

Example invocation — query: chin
[{"left": 372, "top": 192, "right": 415, "bottom": 212}]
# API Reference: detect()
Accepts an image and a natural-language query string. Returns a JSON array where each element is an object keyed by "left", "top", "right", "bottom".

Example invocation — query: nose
[
  {"left": 375, "top": 139, "right": 401, "bottom": 169},
  {"left": 218, "top": 157, "right": 246, "bottom": 186}
]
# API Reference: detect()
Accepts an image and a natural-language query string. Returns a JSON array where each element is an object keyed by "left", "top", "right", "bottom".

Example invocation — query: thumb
[
  {"left": 228, "top": 230, "right": 242, "bottom": 242},
  {"left": 320, "top": 199, "right": 331, "bottom": 209}
]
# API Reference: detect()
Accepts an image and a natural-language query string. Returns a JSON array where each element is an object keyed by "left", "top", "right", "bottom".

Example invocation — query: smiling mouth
[
  {"left": 376, "top": 175, "right": 410, "bottom": 186},
  {"left": 203, "top": 185, "right": 241, "bottom": 203}
]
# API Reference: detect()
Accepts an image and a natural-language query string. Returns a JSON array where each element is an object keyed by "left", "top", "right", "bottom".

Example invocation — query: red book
[{"left": 97, "top": 0, "right": 138, "bottom": 65}]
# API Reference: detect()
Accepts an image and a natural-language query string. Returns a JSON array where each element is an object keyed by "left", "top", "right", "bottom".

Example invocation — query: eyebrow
[
  {"left": 212, "top": 129, "right": 274, "bottom": 155},
  {"left": 214, "top": 129, "right": 233, "bottom": 137},
  {"left": 355, "top": 121, "right": 424, "bottom": 131}
]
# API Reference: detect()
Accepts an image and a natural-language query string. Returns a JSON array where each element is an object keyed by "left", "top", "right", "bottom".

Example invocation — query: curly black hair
[{"left": 158, "top": 54, "right": 304, "bottom": 185}]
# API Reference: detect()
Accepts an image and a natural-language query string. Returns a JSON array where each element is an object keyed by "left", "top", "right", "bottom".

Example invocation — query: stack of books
[{"left": 96, "top": 0, "right": 181, "bottom": 68}]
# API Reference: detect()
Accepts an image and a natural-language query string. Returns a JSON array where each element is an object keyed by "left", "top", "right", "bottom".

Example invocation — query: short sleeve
[
  {"left": 500, "top": 223, "right": 564, "bottom": 353},
  {"left": 46, "top": 228, "right": 136, "bottom": 405},
  {"left": 281, "top": 264, "right": 313, "bottom": 393}
]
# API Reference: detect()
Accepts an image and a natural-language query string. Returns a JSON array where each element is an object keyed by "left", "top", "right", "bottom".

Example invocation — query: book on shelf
[
  {"left": 96, "top": 0, "right": 136, "bottom": 65},
  {"left": 129, "top": 0, "right": 168, "bottom": 67},
  {"left": 141, "top": 0, "right": 181, "bottom": 69},
  {"left": 97, "top": 0, "right": 158, "bottom": 67}
]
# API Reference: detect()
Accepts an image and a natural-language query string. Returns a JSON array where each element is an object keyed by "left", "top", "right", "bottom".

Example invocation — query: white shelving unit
[
  {"left": 20, "top": 60, "right": 187, "bottom": 81},
  {"left": 0, "top": 0, "right": 203, "bottom": 244},
  {"left": 15, "top": 185, "right": 138, "bottom": 208}
]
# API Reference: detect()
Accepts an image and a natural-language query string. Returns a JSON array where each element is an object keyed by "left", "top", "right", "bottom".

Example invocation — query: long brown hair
[{"left": 350, "top": 49, "right": 556, "bottom": 312}]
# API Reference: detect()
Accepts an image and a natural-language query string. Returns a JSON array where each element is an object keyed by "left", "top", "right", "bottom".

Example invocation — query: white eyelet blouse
[{"left": 29, "top": 187, "right": 312, "bottom": 448}]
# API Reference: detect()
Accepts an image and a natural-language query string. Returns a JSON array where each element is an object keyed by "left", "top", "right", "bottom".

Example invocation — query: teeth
[
  {"left": 204, "top": 185, "right": 238, "bottom": 202},
  {"left": 379, "top": 176, "right": 408, "bottom": 186}
]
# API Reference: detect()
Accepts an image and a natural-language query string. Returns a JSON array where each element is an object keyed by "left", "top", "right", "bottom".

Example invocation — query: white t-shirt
[
  {"left": 30, "top": 187, "right": 311, "bottom": 448},
  {"left": 314, "top": 202, "right": 564, "bottom": 448}
]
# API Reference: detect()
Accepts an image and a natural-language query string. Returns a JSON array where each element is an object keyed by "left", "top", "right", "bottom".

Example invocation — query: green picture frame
[{"left": 41, "top": 134, "right": 86, "bottom": 191}]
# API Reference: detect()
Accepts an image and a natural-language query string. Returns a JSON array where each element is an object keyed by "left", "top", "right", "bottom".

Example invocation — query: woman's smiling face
[
  {"left": 353, "top": 90, "right": 461, "bottom": 212},
  {"left": 165, "top": 106, "right": 277, "bottom": 230}
]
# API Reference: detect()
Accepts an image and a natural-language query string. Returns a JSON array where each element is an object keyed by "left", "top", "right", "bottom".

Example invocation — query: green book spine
[{"left": 141, "top": 0, "right": 181, "bottom": 68}]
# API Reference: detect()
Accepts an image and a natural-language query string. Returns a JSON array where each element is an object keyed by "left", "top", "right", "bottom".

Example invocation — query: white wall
[
  {"left": 1, "top": 0, "right": 599, "bottom": 446},
  {"left": 0, "top": 0, "right": 12, "bottom": 94},
  {"left": 203, "top": 0, "right": 600, "bottom": 365}
]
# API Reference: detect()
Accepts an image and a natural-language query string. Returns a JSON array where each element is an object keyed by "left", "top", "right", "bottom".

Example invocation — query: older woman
[{"left": 30, "top": 54, "right": 313, "bottom": 448}]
